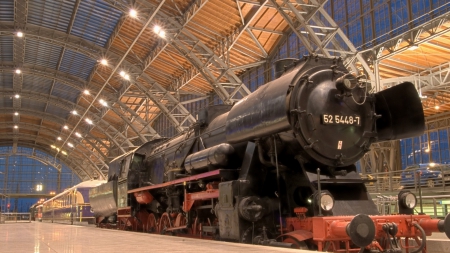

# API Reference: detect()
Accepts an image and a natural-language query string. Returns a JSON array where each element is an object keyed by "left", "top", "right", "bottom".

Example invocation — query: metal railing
[
  {"left": 362, "top": 168, "right": 450, "bottom": 194},
  {"left": 373, "top": 194, "right": 450, "bottom": 219},
  {"left": 0, "top": 212, "right": 31, "bottom": 223}
]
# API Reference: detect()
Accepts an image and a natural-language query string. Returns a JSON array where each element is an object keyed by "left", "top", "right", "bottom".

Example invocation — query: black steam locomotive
[{"left": 89, "top": 56, "right": 450, "bottom": 252}]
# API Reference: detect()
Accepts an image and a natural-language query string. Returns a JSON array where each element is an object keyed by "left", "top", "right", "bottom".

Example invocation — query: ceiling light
[
  {"left": 119, "top": 71, "right": 126, "bottom": 77},
  {"left": 100, "top": 59, "right": 108, "bottom": 65},
  {"left": 57, "top": 137, "right": 62, "bottom": 141},
  {"left": 75, "top": 132, "right": 82, "bottom": 137},
  {"left": 15, "top": 69, "right": 21, "bottom": 74},
  {"left": 56, "top": 147, "right": 60, "bottom": 151},
  {"left": 158, "top": 30, "right": 166, "bottom": 38},
  {"left": 14, "top": 125, "right": 18, "bottom": 129},
  {"left": 50, "top": 145, "right": 56, "bottom": 149},
  {"left": 85, "top": 118, "right": 93, "bottom": 124},
  {"left": 99, "top": 99, "right": 107, "bottom": 106},
  {"left": 129, "top": 9, "right": 137, "bottom": 18},
  {"left": 14, "top": 94, "right": 20, "bottom": 99},
  {"left": 84, "top": 89, "right": 90, "bottom": 95},
  {"left": 71, "top": 110, "right": 78, "bottom": 115},
  {"left": 16, "top": 31, "right": 23, "bottom": 37},
  {"left": 154, "top": 26, "right": 161, "bottom": 33},
  {"left": 14, "top": 112, "right": 19, "bottom": 116},
  {"left": 61, "top": 151, "right": 67, "bottom": 155},
  {"left": 124, "top": 74, "right": 130, "bottom": 80},
  {"left": 408, "top": 44, "right": 419, "bottom": 51},
  {"left": 63, "top": 125, "right": 69, "bottom": 130},
  {"left": 67, "top": 143, "right": 74, "bottom": 148},
  {"left": 435, "top": 105, "right": 440, "bottom": 110}
]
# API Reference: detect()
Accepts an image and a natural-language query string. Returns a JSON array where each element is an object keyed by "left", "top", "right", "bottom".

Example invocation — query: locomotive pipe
[
  {"left": 330, "top": 214, "right": 375, "bottom": 248},
  {"left": 184, "top": 143, "right": 234, "bottom": 173}
]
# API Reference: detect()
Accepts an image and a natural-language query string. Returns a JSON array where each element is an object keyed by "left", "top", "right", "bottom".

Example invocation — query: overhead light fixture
[
  {"left": 50, "top": 145, "right": 56, "bottom": 149},
  {"left": 100, "top": 59, "right": 108, "bottom": 65},
  {"left": 63, "top": 125, "right": 69, "bottom": 130},
  {"left": 153, "top": 25, "right": 166, "bottom": 38},
  {"left": 61, "top": 151, "right": 67, "bottom": 155},
  {"left": 16, "top": 31, "right": 23, "bottom": 37},
  {"left": 124, "top": 74, "right": 130, "bottom": 80},
  {"left": 71, "top": 110, "right": 78, "bottom": 115},
  {"left": 84, "top": 89, "right": 90, "bottom": 95},
  {"left": 14, "top": 94, "right": 20, "bottom": 99},
  {"left": 14, "top": 125, "right": 18, "bottom": 129},
  {"left": 57, "top": 137, "right": 62, "bottom": 141},
  {"left": 408, "top": 44, "right": 419, "bottom": 51},
  {"left": 99, "top": 99, "right": 108, "bottom": 106},
  {"left": 15, "top": 69, "right": 21, "bottom": 74},
  {"left": 85, "top": 118, "right": 93, "bottom": 124},
  {"left": 75, "top": 132, "right": 82, "bottom": 137},
  {"left": 435, "top": 105, "right": 440, "bottom": 110},
  {"left": 129, "top": 9, "right": 137, "bottom": 18},
  {"left": 14, "top": 112, "right": 19, "bottom": 116},
  {"left": 56, "top": 147, "right": 60, "bottom": 151},
  {"left": 119, "top": 71, "right": 126, "bottom": 77},
  {"left": 67, "top": 143, "right": 74, "bottom": 148}
]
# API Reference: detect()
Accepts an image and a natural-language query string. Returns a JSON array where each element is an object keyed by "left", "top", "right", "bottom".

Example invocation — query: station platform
[
  {"left": 1, "top": 222, "right": 450, "bottom": 252},
  {"left": 0, "top": 222, "right": 311, "bottom": 253}
]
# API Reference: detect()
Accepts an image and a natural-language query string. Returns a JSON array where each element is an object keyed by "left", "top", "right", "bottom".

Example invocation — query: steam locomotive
[{"left": 89, "top": 56, "right": 450, "bottom": 252}]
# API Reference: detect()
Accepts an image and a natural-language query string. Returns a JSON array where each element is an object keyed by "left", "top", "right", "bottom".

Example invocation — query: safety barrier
[
  {"left": 373, "top": 194, "right": 450, "bottom": 218},
  {"left": 0, "top": 212, "right": 31, "bottom": 223}
]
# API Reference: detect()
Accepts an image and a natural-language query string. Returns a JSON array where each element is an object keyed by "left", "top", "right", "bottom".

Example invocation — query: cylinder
[
  {"left": 134, "top": 191, "right": 153, "bottom": 204},
  {"left": 274, "top": 58, "right": 298, "bottom": 79},
  {"left": 225, "top": 62, "right": 305, "bottom": 143},
  {"left": 184, "top": 143, "right": 234, "bottom": 173}
]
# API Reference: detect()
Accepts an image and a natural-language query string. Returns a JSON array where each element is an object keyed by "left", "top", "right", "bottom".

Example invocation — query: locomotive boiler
[{"left": 89, "top": 56, "right": 450, "bottom": 252}]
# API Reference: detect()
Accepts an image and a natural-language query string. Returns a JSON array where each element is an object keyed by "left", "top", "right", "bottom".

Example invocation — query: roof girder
[{"left": 0, "top": 21, "right": 196, "bottom": 133}]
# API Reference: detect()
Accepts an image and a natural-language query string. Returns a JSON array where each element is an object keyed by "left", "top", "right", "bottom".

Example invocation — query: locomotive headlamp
[
  {"left": 336, "top": 73, "right": 358, "bottom": 92},
  {"left": 319, "top": 192, "right": 335, "bottom": 211},
  {"left": 400, "top": 191, "right": 417, "bottom": 209}
]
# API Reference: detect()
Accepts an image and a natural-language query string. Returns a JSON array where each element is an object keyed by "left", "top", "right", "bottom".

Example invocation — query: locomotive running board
[{"left": 128, "top": 169, "right": 238, "bottom": 194}]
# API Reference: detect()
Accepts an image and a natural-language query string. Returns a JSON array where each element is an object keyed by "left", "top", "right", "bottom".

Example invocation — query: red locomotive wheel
[
  {"left": 145, "top": 213, "right": 157, "bottom": 233},
  {"left": 282, "top": 237, "right": 309, "bottom": 250},
  {"left": 192, "top": 217, "right": 201, "bottom": 236},
  {"left": 158, "top": 213, "right": 172, "bottom": 234}
]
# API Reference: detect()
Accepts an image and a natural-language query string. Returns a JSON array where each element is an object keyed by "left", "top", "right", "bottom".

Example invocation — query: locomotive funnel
[{"left": 374, "top": 82, "right": 425, "bottom": 141}]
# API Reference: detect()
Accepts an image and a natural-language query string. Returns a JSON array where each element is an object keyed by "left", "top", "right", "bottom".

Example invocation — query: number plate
[{"left": 322, "top": 114, "right": 361, "bottom": 126}]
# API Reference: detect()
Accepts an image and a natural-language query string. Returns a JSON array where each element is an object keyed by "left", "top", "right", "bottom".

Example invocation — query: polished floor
[{"left": 0, "top": 222, "right": 312, "bottom": 253}]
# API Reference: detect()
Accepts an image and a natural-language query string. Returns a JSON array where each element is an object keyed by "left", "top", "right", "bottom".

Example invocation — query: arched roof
[{"left": 1, "top": 0, "right": 449, "bottom": 180}]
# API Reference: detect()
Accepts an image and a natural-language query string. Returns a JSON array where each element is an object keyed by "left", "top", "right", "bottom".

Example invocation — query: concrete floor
[
  {"left": 1, "top": 222, "right": 450, "bottom": 253},
  {"left": 0, "top": 222, "right": 312, "bottom": 253}
]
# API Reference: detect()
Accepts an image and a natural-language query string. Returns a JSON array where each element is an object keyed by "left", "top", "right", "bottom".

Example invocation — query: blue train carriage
[{"left": 41, "top": 180, "right": 106, "bottom": 225}]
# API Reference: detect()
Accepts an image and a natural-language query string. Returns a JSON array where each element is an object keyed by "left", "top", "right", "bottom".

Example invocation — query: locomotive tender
[{"left": 89, "top": 56, "right": 450, "bottom": 252}]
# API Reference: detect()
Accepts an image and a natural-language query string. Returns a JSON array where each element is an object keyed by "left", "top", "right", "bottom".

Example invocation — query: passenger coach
[{"left": 42, "top": 180, "right": 105, "bottom": 224}]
